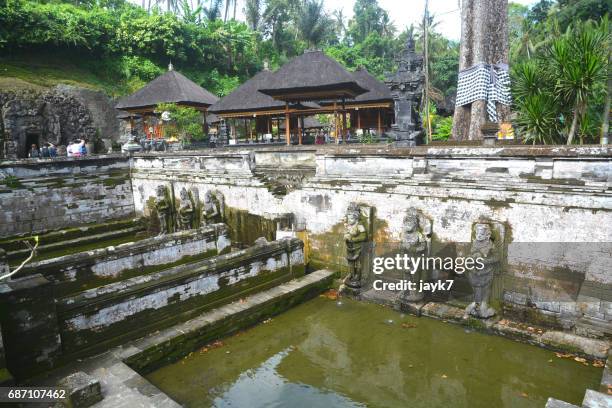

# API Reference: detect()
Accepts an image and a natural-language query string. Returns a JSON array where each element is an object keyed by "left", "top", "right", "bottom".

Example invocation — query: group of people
[
  {"left": 27, "top": 139, "right": 88, "bottom": 159},
  {"left": 28, "top": 142, "right": 57, "bottom": 158}
]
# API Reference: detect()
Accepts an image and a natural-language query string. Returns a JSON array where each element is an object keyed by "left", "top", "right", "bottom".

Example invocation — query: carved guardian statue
[
  {"left": 399, "top": 208, "right": 430, "bottom": 304},
  {"left": 177, "top": 187, "right": 195, "bottom": 230},
  {"left": 201, "top": 190, "right": 222, "bottom": 225},
  {"left": 344, "top": 203, "right": 368, "bottom": 289},
  {"left": 155, "top": 185, "right": 172, "bottom": 236},
  {"left": 466, "top": 221, "right": 499, "bottom": 319}
]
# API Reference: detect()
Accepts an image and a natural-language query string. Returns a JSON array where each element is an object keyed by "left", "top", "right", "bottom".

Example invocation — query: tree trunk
[
  {"left": 224, "top": 0, "right": 230, "bottom": 22},
  {"left": 567, "top": 105, "right": 580, "bottom": 145},
  {"left": 452, "top": 0, "right": 509, "bottom": 141},
  {"left": 601, "top": 55, "right": 611, "bottom": 144}
]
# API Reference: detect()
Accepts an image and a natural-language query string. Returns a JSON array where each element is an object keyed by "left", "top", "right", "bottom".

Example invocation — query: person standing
[{"left": 28, "top": 144, "right": 40, "bottom": 158}]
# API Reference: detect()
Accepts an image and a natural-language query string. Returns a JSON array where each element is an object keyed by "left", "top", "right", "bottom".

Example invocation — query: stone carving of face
[
  {"left": 180, "top": 188, "right": 188, "bottom": 201},
  {"left": 404, "top": 214, "right": 418, "bottom": 233},
  {"left": 475, "top": 223, "right": 492, "bottom": 242},
  {"left": 346, "top": 210, "right": 359, "bottom": 226},
  {"left": 156, "top": 185, "right": 165, "bottom": 198},
  {"left": 204, "top": 191, "right": 213, "bottom": 203}
]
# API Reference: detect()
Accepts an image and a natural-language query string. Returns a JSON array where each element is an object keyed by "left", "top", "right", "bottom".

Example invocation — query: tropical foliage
[
  {"left": 0, "top": 0, "right": 608, "bottom": 144},
  {"left": 156, "top": 102, "right": 205, "bottom": 144},
  {"left": 511, "top": 16, "right": 609, "bottom": 144}
]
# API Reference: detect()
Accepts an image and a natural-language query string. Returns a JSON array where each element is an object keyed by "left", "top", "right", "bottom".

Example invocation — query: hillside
[{"left": 0, "top": 55, "right": 135, "bottom": 97}]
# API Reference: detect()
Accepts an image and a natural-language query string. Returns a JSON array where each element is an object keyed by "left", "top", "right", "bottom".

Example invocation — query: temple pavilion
[
  {"left": 210, "top": 51, "right": 395, "bottom": 145},
  {"left": 116, "top": 64, "right": 218, "bottom": 139}
]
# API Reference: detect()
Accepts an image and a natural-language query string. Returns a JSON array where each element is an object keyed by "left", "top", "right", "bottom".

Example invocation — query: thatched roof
[
  {"left": 318, "top": 68, "right": 392, "bottom": 106},
  {"left": 208, "top": 70, "right": 285, "bottom": 114},
  {"left": 209, "top": 70, "right": 321, "bottom": 114},
  {"left": 351, "top": 67, "right": 393, "bottom": 103},
  {"left": 259, "top": 50, "right": 368, "bottom": 102},
  {"left": 115, "top": 70, "right": 218, "bottom": 111}
]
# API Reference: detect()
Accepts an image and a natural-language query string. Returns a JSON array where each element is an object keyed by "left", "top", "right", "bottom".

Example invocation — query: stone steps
[{"left": 6, "top": 225, "right": 146, "bottom": 264}]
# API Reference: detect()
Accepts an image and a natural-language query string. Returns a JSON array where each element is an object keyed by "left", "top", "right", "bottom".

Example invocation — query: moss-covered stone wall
[{"left": 0, "top": 155, "right": 134, "bottom": 237}]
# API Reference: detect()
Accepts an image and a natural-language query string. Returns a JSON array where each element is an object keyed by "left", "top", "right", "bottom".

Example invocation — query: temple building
[
  {"left": 210, "top": 51, "right": 394, "bottom": 145},
  {"left": 115, "top": 65, "right": 218, "bottom": 139}
]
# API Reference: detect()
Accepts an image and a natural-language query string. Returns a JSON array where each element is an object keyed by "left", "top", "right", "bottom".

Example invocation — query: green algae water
[{"left": 146, "top": 297, "right": 602, "bottom": 408}]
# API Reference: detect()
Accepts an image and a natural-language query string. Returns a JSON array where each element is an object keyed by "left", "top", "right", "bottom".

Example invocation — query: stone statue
[
  {"left": 384, "top": 32, "right": 424, "bottom": 146},
  {"left": 465, "top": 221, "right": 499, "bottom": 319},
  {"left": 343, "top": 203, "right": 368, "bottom": 289},
  {"left": 177, "top": 187, "right": 195, "bottom": 230},
  {"left": 399, "top": 208, "right": 429, "bottom": 304},
  {"left": 201, "top": 190, "right": 222, "bottom": 225},
  {"left": 155, "top": 185, "right": 172, "bottom": 236}
]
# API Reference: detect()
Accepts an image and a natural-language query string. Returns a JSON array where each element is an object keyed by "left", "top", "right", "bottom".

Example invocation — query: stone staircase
[{"left": 252, "top": 165, "right": 315, "bottom": 198}]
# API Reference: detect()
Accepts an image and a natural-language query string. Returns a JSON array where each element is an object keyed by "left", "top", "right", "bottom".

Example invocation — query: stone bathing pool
[{"left": 146, "top": 296, "right": 602, "bottom": 408}]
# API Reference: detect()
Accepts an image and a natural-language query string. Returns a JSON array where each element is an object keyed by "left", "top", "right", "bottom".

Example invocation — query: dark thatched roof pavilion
[
  {"left": 209, "top": 70, "right": 284, "bottom": 114},
  {"left": 116, "top": 69, "right": 218, "bottom": 112},
  {"left": 258, "top": 51, "right": 367, "bottom": 102}
]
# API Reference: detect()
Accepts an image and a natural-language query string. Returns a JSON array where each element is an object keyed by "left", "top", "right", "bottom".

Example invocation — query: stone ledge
[
  {"left": 583, "top": 389, "right": 612, "bottom": 408},
  {"left": 545, "top": 398, "right": 580, "bottom": 408},
  {"left": 415, "top": 302, "right": 610, "bottom": 359}
]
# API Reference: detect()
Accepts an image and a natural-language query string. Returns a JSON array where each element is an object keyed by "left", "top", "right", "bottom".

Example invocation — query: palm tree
[
  {"left": 332, "top": 9, "right": 346, "bottom": 40},
  {"left": 203, "top": 0, "right": 222, "bottom": 20},
  {"left": 296, "top": 0, "right": 329, "bottom": 49},
  {"left": 245, "top": 0, "right": 262, "bottom": 31}
]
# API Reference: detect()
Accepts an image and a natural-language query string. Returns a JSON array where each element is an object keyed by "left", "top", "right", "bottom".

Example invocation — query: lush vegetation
[
  {"left": 0, "top": 0, "right": 608, "bottom": 143},
  {"left": 508, "top": 1, "right": 609, "bottom": 144},
  {"left": 156, "top": 102, "right": 205, "bottom": 144}
]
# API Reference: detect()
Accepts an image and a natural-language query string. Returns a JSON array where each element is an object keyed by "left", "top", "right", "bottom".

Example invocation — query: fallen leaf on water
[
  {"left": 520, "top": 392, "right": 528, "bottom": 398},
  {"left": 592, "top": 360, "right": 605, "bottom": 368},
  {"left": 441, "top": 374, "right": 448, "bottom": 379},
  {"left": 320, "top": 289, "right": 339, "bottom": 300},
  {"left": 548, "top": 359, "right": 553, "bottom": 363},
  {"left": 401, "top": 323, "right": 417, "bottom": 329},
  {"left": 574, "top": 357, "right": 587, "bottom": 363}
]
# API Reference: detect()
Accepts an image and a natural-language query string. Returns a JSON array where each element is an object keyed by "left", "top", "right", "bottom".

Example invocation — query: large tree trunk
[{"left": 452, "top": 0, "right": 509, "bottom": 141}]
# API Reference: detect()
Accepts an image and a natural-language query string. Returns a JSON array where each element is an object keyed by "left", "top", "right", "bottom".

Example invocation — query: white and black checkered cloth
[{"left": 455, "top": 63, "right": 511, "bottom": 121}]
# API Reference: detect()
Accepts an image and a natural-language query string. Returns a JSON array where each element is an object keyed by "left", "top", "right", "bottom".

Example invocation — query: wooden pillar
[
  {"left": 203, "top": 110, "right": 208, "bottom": 136},
  {"left": 285, "top": 103, "right": 290, "bottom": 145},
  {"left": 333, "top": 101, "right": 338, "bottom": 144},
  {"left": 341, "top": 97, "right": 347, "bottom": 142},
  {"left": 298, "top": 116, "right": 303, "bottom": 145},
  {"left": 377, "top": 110, "right": 382, "bottom": 136},
  {"left": 357, "top": 109, "right": 361, "bottom": 129}
]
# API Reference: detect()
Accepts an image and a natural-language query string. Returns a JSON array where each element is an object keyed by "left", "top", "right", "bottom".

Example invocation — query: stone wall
[
  {"left": 129, "top": 146, "right": 612, "bottom": 334},
  {"left": 17, "top": 224, "right": 230, "bottom": 296},
  {"left": 57, "top": 237, "right": 304, "bottom": 355},
  {"left": 0, "top": 155, "right": 134, "bottom": 237}
]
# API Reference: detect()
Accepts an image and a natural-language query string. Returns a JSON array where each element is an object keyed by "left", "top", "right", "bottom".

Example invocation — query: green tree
[
  {"left": 296, "top": 0, "right": 330, "bottom": 49},
  {"left": 157, "top": 102, "right": 205, "bottom": 144}
]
